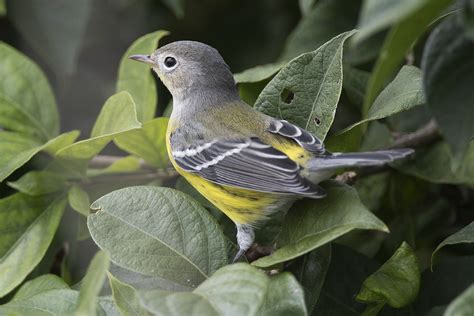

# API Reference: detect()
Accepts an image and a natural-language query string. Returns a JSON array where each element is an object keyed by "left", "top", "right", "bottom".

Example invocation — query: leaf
[
  {"left": 398, "top": 141, "right": 474, "bottom": 188},
  {"left": 340, "top": 66, "right": 425, "bottom": 133},
  {"left": 252, "top": 181, "right": 388, "bottom": 267},
  {"left": 88, "top": 156, "right": 141, "bottom": 177},
  {"left": 285, "top": 244, "right": 331, "bottom": 313},
  {"left": 0, "top": 195, "right": 67, "bottom": 298},
  {"left": 0, "top": 42, "right": 59, "bottom": 140},
  {"left": 299, "top": 0, "right": 317, "bottom": 16},
  {"left": 342, "top": 65, "right": 370, "bottom": 106},
  {"left": 363, "top": 0, "right": 453, "bottom": 118},
  {"left": 462, "top": 0, "right": 474, "bottom": 38},
  {"left": 314, "top": 244, "right": 380, "bottom": 315},
  {"left": 115, "top": 117, "right": 169, "bottom": 169},
  {"left": 117, "top": 30, "right": 169, "bottom": 122},
  {"left": 108, "top": 272, "right": 150, "bottom": 316},
  {"left": 280, "top": 0, "right": 360, "bottom": 60},
  {"left": 354, "top": 0, "right": 429, "bottom": 43},
  {"left": 0, "top": 0, "right": 5, "bottom": 15},
  {"left": 1, "top": 275, "right": 105, "bottom": 316},
  {"left": 445, "top": 284, "right": 474, "bottom": 316},
  {"left": 432, "top": 222, "right": 474, "bottom": 266},
  {"left": 356, "top": 242, "right": 420, "bottom": 313},
  {"left": 139, "top": 263, "right": 307, "bottom": 316},
  {"left": 161, "top": 0, "right": 185, "bottom": 18},
  {"left": 74, "top": 251, "right": 110, "bottom": 316},
  {"left": 422, "top": 14, "right": 474, "bottom": 163},
  {"left": 87, "top": 186, "right": 229, "bottom": 288},
  {"left": 68, "top": 185, "right": 91, "bottom": 217},
  {"left": 234, "top": 62, "right": 285, "bottom": 83},
  {"left": 12, "top": 274, "right": 69, "bottom": 301},
  {"left": 255, "top": 31, "right": 356, "bottom": 140},
  {"left": 8, "top": 0, "right": 92, "bottom": 76},
  {"left": 8, "top": 171, "right": 67, "bottom": 196},
  {"left": 54, "top": 91, "right": 141, "bottom": 175}
]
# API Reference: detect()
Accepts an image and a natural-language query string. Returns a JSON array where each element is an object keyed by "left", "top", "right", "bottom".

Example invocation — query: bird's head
[{"left": 130, "top": 41, "right": 238, "bottom": 103}]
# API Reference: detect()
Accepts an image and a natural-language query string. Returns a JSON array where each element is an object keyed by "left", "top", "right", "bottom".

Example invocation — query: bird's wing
[
  {"left": 267, "top": 119, "right": 326, "bottom": 154},
  {"left": 172, "top": 137, "right": 325, "bottom": 197}
]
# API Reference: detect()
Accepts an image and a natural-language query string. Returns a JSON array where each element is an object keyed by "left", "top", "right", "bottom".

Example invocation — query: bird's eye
[{"left": 164, "top": 56, "right": 177, "bottom": 68}]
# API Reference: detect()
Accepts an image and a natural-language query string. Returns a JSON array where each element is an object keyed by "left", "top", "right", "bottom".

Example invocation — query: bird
[{"left": 130, "top": 41, "right": 413, "bottom": 262}]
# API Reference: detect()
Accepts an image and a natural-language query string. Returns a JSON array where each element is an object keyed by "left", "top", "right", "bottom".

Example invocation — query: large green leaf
[
  {"left": 252, "top": 181, "right": 388, "bottom": 267},
  {"left": 88, "top": 186, "right": 229, "bottom": 288},
  {"left": 139, "top": 263, "right": 307, "bottom": 316},
  {"left": 422, "top": 14, "right": 474, "bottom": 163},
  {"left": 432, "top": 222, "right": 474, "bottom": 266},
  {"left": 354, "top": 0, "right": 428, "bottom": 43},
  {"left": 340, "top": 66, "right": 425, "bottom": 134},
  {"left": 115, "top": 117, "right": 169, "bottom": 169},
  {"left": 68, "top": 185, "right": 91, "bottom": 217},
  {"left": 8, "top": 171, "right": 67, "bottom": 196},
  {"left": 74, "top": 251, "right": 110, "bottom": 316},
  {"left": 356, "top": 242, "right": 420, "bottom": 313},
  {"left": 286, "top": 244, "right": 331, "bottom": 313},
  {"left": 108, "top": 272, "right": 150, "bottom": 316},
  {"left": 54, "top": 91, "right": 141, "bottom": 175},
  {"left": 0, "top": 195, "right": 67, "bottom": 298},
  {"left": 117, "top": 30, "right": 168, "bottom": 122},
  {"left": 399, "top": 141, "right": 474, "bottom": 188},
  {"left": 445, "top": 284, "right": 474, "bottom": 316},
  {"left": 280, "top": 0, "right": 360, "bottom": 60},
  {"left": 362, "top": 0, "right": 453, "bottom": 116},
  {"left": 0, "top": 42, "right": 59, "bottom": 140},
  {"left": 255, "top": 31, "right": 355, "bottom": 140},
  {"left": 8, "top": 0, "right": 92, "bottom": 76},
  {"left": 0, "top": 275, "right": 81, "bottom": 316}
]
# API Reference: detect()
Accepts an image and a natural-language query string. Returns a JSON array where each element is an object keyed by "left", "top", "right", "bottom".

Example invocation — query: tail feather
[{"left": 308, "top": 148, "right": 414, "bottom": 171}]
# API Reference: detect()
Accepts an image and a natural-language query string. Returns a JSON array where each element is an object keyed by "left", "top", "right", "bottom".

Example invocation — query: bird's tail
[{"left": 307, "top": 148, "right": 414, "bottom": 172}]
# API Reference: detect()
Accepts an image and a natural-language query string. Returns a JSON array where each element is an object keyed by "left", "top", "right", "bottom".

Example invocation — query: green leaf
[
  {"left": 139, "top": 263, "right": 307, "bottom": 316},
  {"left": 108, "top": 272, "right": 150, "bottom": 316},
  {"left": 117, "top": 31, "right": 169, "bottom": 122},
  {"left": 399, "top": 141, "right": 474, "bottom": 188},
  {"left": 445, "top": 284, "right": 474, "bottom": 316},
  {"left": 0, "top": 0, "right": 5, "bottom": 15},
  {"left": 354, "top": 0, "right": 429, "bottom": 43},
  {"left": 286, "top": 244, "right": 331, "bottom": 313},
  {"left": 255, "top": 31, "right": 356, "bottom": 140},
  {"left": 432, "top": 222, "right": 474, "bottom": 266},
  {"left": 0, "top": 131, "right": 80, "bottom": 182},
  {"left": 0, "top": 42, "right": 59, "bottom": 140},
  {"left": 0, "top": 279, "right": 79, "bottom": 316},
  {"left": 357, "top": 242, "right": 420, "bottom": 312},
  {"left": 12, "top": 274, "right": 69, "bottom": 300},
  {"left": 68, "top": 185, "right": 91, "bottom": 217},
  {"left": 298, "top": 0, "right": 317, "bottom": 16},
  {"left": 115, "top": 117, "right": 169, "bottom": 169},
  {"left": 342, "top": 65, "right": 370, "bottom": 106},
  {"left": 234, "top": 62, "right": 285, "bottom": 84},
  {"left": 54, "top": 91, "right": 141, "bottom": 175},
  {"left": 87, "top": 186, "right": 229, "bottom": 288},
  {"left": 462, "top": 0, "right": 474, "bottom": 38},
  {"left": 362, "top": 0, "right": 453, "bottom": 116},
  {"left": 88, "top": 156, "right": 141, "bottom": 177},
  {"left": 422, "top": 14, "right": 474, "bottom": 163},
  {"left": 8, "top": 171, "right": 67, "bottom": 196},
  {"left": 8, "top": 0, "right": 92, "bottom": 76},
  {"left": 252, "top": 181, "right": 388, "bottom": 267},
  {"left": 161, "top": 0, "right": 185, "bottom": 18},
  {"left": 74, "top": 251, "right": 110, "bottom": 316},
  {"left": 280, "top": 0, "right": 360, "bottom": 60},
  {"left": 340, "top": 66, "right": 425, "bottom": 134},
  {"left": 0, "top": 195, "right": 67, "bottom": 298}
]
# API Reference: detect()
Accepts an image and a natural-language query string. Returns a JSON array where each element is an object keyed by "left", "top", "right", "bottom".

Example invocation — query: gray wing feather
[{"left": 173, "top": 137, "right": 325, "bottom": 197}]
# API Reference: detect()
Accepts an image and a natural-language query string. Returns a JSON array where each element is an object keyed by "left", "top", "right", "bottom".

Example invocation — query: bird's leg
[{"left": 233, "top": 224, "right": 255, "bottom": 263}]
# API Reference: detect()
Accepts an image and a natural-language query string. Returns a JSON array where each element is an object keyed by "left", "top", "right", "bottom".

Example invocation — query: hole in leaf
[
  {"left": 314, "top": 117, "right": 321, "bottom": 126},
  {"left": 280, "top": 88, "right": 295, "bottom": 104}
]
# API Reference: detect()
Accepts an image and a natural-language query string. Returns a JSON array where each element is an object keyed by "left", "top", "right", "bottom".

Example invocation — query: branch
[{"left": 386, "top": 119, "right": 440, "bottom": 149}]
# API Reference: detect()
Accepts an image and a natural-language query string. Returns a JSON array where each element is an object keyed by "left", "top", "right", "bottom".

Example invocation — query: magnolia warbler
[{"left": 130, "top": 41, "right": 413, "bottom": 261}]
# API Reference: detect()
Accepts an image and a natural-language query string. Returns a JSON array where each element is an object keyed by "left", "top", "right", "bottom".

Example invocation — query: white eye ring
[{"left": 163, "top": 56, "right": 178, "bottom": 70}]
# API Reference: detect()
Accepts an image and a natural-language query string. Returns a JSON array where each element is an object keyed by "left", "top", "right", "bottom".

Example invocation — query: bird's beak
[{"left": 129, "top": 54, "right": 155, "bottom": 66}]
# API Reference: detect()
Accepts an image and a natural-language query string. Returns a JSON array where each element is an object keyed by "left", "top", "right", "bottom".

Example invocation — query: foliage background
[{"left": 0, "top": 0, "right": 474, "bottom": 315}]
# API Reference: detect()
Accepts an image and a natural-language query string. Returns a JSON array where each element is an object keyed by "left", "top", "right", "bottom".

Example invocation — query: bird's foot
[{"left": 233, "top": 224, "right": 255, "bottom": 263}]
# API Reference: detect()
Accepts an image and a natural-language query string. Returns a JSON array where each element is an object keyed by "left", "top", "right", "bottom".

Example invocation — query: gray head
[{"left": 130, "top": 41, "right": 238, "bottom": 104}]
